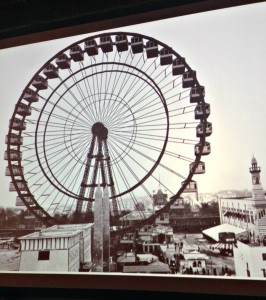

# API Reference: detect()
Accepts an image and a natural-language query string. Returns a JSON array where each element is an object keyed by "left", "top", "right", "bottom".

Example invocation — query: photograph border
[{"left": 0, "top": 0, "right": 265, "bottom": 297}]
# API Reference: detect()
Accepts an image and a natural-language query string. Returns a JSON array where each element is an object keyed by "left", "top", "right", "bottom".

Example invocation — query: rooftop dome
[{"left": 251, "top": 156, "right": 257, "bottom": 164}]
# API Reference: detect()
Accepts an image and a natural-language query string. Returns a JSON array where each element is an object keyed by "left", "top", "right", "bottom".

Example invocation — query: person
[
  {"left": 174, "top": 242, "right": 177, "bottom": 251},
  {"left": 222, "top": 266, "right": 225, "bottom": 275},
  {"left": 171, "top": 257, "right": 175, "bottom": 266},
  {"left": 213, "top": 268, "right": 217, "bottom": 276}
]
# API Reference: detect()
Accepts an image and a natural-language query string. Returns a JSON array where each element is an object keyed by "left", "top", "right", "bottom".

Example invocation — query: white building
[
  {"left": 180, "top": 251, "right": 209, "bottom": 274},
  {"left": 233, "top": 239, "right": 266, "bottom": 278},
  {"left": 219, "top": 156, "right": 266, "bottom": 241},
  {"left": 42, "top": 223, "right": 93, "bottom": 264},
  {"left": 18, "top": 223, "right": 93, "bottom": 272},
  {"left": 217, "top": 156, "right": 266, "bottom": 278}
]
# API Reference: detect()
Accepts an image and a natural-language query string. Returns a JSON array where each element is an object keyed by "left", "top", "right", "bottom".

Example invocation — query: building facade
[
  {"left": 18, "top": 223, "right": 93, "bottom": 272},
  {"left": 219, "top": 157, "right": 266, "bottom": 240},
  {"left": 217, "top": 157, "right": 266, "bottom": 278}
]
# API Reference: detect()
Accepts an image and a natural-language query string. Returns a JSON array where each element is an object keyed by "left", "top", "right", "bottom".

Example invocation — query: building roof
[
  {"left": 47, "top": 223, "right": 93, "bottom": 230},
  {"left": 18, "top": 230, "right": 81, "bottom": 240},
  {"left": 117, "top": 253, "right": 159, "bottom": 264},
  {"left": 18, "top": 223, "right": 94, "bottom": 240},
  {"left": 251, "top": 156, "right": 257, "bottom": 164},
  {"left": 117, "top": 252, "right": 136, "bottom": 264},
  {"left": 183, "top": 251, "right": 209, "bottom": 260},
  {"left": 119, "top": 211, "right": 153, "bottom": 221},
  {"left": 202, "top": 224, "right": 247, "bottom": 242},
  {"left": 43, "top": 223, "right": 93, "bottom": 237},
  {"left": 123, "top": 261, "right": 170, "bottom": 273}
]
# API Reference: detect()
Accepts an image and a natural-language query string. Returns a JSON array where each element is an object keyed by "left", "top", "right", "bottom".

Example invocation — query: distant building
[
  {"left": 212, "top": 156, "right": 266, "bottom": 278},
  {"left": 153, "top": 188, "right": 167, "bottom": 207},
  {"left": 180, "top": 250, "right": 209, "bottom": 274},
  {"left": 18, "top": 223, "right": 93, "bottom": 272},
  {"left": 219, "top": 156, "right": 266, "bottom": 240},
  {"left": 117, "top": 252, "right": 170, "bottom": 274}
]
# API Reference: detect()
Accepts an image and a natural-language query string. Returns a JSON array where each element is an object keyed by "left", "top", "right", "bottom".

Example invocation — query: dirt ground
[{"left": 0, "top": 249, "right": 20, "bottom": 271}]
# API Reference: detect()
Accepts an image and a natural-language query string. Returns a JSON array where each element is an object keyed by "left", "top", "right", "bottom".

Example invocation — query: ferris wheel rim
[
  {"left": 5, "top": 30, "right": 210, "bottom": 227},
  {"left": 34, "top": 62, "right": 170, "bottom": 200}
]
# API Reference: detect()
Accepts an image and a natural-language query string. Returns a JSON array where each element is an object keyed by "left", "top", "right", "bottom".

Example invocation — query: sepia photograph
[{"left": 0, "top": 1, "right": 266, "bottom": 284}]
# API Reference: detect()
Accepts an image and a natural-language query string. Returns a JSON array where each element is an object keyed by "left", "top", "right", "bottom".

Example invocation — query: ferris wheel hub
[{"left": 91, "top": 122, "right": 108, "bottom": 140}]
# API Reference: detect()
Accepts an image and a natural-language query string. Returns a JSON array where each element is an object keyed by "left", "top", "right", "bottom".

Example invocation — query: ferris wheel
[{"left": 5, "top": 32, "right": 212, "bottom": 229}]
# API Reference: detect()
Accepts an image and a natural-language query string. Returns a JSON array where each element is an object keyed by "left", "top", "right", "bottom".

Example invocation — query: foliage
[{"left": 199, "top": 201, "right": 219, "bottom": 216}]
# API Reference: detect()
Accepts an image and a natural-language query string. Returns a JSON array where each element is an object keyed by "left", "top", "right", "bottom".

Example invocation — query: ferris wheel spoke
[
  {"left": 110, "top": 135, "right": 186, "bottom": 180},
  {"left": 35, "top": 99, "right": 93, "bottom": 127},
  {"left": 56, "top": 81, "right": 91, "bottom": 120},
  {"left": 122, "top": 77, "right": 159, "bottom": 111},
  {"left": 150, "top": 64, "right": 172, "bottom": 87},
  {"left": 113, "top": 133, "right": 194, "bottom": 163},
  {"left": 70, "top": 69, "right": 100, "bottom": 122},
  {"left": 111, "top": 130, "right": 197, "bottom": 146},
  {"left": 102, "top": 70, "right": 145, "bottom": 121},
  {"left": 44, "top": 155, "right": 81, "bottom": 193},
  {"left": 109, "top": 145, "right": 147, "bottom": 219},
  {"left": 165, "top": 90, "right": 190, "bottom": 104},
  {"left": 29, "top": 119, "right": 90, "bottom": 131},
  {"left": 67, "top": 69, "right": 92, "bottom": 107},
  {"left": 127, "top": 90, "right": 163, "bottom": 116},
  {"left": 42, "top": 136, "right": 88, "bottom": 166},
  {"left": 45, "top": 82, "right": 94, "bottom": 123},
  {"left": 131, "top": 106, "right": 194, "bottom": 127},
  {"left": 58, "top": 162, "right": 85, "bottom": 196},
  {"left": 111, "top": 137, "right": 175, "bottom": 203}
]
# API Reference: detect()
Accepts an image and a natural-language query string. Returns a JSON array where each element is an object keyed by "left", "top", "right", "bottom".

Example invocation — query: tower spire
[{"left": 249, "top": 156, "right": 264, "bottom": 200}]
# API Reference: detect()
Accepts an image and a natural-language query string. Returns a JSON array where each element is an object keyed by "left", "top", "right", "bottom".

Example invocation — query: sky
[{"left": 0, "top": 2, "right": 266, "bottom": 208}]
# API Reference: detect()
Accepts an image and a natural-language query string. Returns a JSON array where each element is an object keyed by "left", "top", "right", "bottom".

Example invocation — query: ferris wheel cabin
[
  {"left": 9, "top": 118, "right": 26, "bottom": 131},
  {"left": 23, "top": 88, "right": 39, "bottom": 103},
  {"left": 190, "top": 86, "right": 205, "bottom": 103},
  {"left": 32, "top": 75, "right": 48, "bottom": 90},
  {"left": 100, "top": 36, "right": 113, "bottom": 53},
  {"left": 196, "top": 122, "right": 213, "bottom": 137},
  {"left": 195, "top": 103, "right": 210, "bottom": 120},
  {"left": 5, "top": 165, "right": 24, "bottom": 176},
  {"left": 190, "top": 161, "right": 205, "bottom": 174},
  {"left": 9, "top": 180, "right": 28, "bottom": 192},
  {"left": 16, "top": 103, "right": 32, "bottom": 116},
  {"left": 4, "top": 150, "right": 22, "bottom": 161},
  {"left": 172, "top": 57, "right": 186, "bottom": 76},
  {"left": 16, "top": 196, "right": 34, "bottom": 206},
  {"left": 55, "top": 53, "right": 71, "bottom": 69},
  {"left": 115, "top": 35, "right": 128, "bottom": 52},
  {"left": 131, "top": 36, "right": 144, "bottom": 54},
  {"left": 194, "top": 142, "right": 211, "bottom": 156},
  {"left": 84, "top": 39, "right": 98, "bottom": 56},
  {"left": 70, "top": 45, "right": 84, "bottom": 62},
  {"left": 43, "top": 63, "right": 59, "bottom": 79},
  {"left": 182, "top": 70, "right": 196, "bottom": 88},
  {"left": 170, "top": 197, "right": 185, "bottom": 210},
  {"left": 159, "top": 48, "right": 173, "bottom": 65},
  {"left": 182, "top": 180, "right": 198, "bottom": 192},
  {"left": 6, "top": 134, "right": 23, "bottom": 146},
  {"left": 146, "top": 41, "right": 158, "bottom": 58}
]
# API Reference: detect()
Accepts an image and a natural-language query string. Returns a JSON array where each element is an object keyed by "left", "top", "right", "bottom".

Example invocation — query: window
[
  {"left": 262, "top": 254, "right": 266, "bottom": 261},
  {"left": 38, "top": 250, "right": 50, "bottom": 261}
]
